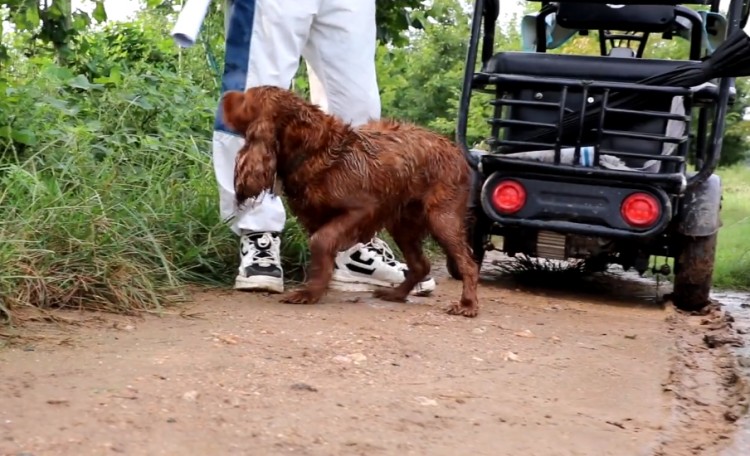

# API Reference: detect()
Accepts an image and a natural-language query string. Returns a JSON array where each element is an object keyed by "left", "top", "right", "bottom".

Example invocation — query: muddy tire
[
  {"left": 672, "top": 233, "right": 718, "bottom": 312},
  {"left": 447, "top": 212, "right": 487, "bottom": 280}
]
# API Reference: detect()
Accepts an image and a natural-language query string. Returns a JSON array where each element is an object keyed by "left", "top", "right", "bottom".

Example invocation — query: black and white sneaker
[
  {"left": 234, "top": 231, "right": 284, "bottom": 293},
  {"left": 330, "top": 238, "right": 436, "bottom": 296}
]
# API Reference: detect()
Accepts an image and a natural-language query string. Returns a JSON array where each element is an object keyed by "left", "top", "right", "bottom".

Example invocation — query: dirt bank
[{"left": 0, "top": 256, "right": 748, "bottom": 456}]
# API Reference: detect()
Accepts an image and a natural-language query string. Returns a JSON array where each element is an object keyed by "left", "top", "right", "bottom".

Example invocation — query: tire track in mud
[{"left": 648, "top": 303, "right": 748, "bottom": 456}]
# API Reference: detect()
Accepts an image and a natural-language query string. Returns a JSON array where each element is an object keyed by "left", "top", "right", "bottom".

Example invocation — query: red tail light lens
[
  {"left": 491, "top": 180, "right": 526, "bottom": 214},
  {"left": 621, "top": 192, "right": 661, "bottom": 228}
]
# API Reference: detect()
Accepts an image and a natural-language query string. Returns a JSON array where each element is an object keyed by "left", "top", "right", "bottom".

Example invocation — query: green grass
[
  {"left": 713, "top": 165, "right": 750, "bottom": 290},
  {"left": 0, "top": 60, "right": 312, "bottom": 324}
]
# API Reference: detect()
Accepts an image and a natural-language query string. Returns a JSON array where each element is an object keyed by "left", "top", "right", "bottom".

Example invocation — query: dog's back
[{"left": 345, "top": 120, "right": 472, "bottom": 205}]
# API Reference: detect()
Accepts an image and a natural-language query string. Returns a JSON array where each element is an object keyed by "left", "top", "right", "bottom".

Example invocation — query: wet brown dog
[{"left": 222, "top": 85, "right": 479, "bottom": 317}]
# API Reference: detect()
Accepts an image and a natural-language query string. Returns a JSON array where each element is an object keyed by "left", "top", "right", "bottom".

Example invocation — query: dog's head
[
  {"left": 222, "top": 86, "right": 284, "bottom": 135},
  {"left": 222, "top": 86, "right": 292, "bottom": 206}
]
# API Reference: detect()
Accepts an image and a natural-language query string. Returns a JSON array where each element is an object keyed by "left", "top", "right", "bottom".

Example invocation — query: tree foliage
[
  {"left": 0, "top": 0, "right": 434, "bottom": 66},
  {"left": 1, "top": 0, "right": 107, "bottom": 63}
]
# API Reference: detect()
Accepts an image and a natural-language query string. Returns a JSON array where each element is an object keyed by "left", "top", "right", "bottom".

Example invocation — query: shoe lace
[
  {"left": 247, "top": 233, "right": 279, "bottom": 267},
  {"left": 363, "top": 238, "right": 402, "bottom": 268}
]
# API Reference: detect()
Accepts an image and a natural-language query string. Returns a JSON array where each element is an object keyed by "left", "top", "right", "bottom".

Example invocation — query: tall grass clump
[{"left": 0, "top": 60, "right": 237, "bottom": 322}]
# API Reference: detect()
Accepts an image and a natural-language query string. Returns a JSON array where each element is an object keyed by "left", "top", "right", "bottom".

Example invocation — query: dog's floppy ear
[{"left": 234, "top": 115, "right": 278, "bottom": 206}]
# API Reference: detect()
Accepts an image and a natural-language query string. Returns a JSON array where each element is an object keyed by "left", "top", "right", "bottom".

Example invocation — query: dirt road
[{"left": 1, "top": 256, "right": 748, "bottom": 456}]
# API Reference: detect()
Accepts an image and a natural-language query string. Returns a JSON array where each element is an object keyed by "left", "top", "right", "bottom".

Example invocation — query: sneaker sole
[
  {"left": 329, "top": 277, "right": 436, "bottom": 297},
  {"left": 234, "top": 275, "right": 284, "bottom": 294}
]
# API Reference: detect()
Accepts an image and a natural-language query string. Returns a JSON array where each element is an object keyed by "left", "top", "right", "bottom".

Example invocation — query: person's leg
[
  {"left": 302, "top": 0, "right": 436, "bottom": 296},
  {"left": 214, "top": 0, "right": 316, "bottom": 293}
]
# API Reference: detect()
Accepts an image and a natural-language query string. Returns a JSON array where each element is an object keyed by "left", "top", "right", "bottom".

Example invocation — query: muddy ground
[{"left": 1, "top": 254, "right": 749, "bottom": 456}]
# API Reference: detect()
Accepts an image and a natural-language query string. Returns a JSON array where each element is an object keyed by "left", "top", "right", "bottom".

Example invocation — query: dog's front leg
[
  {"left": 281, "top": 231, "right": 337, "bottom": 305},
  {"left": 282, "top": 208, "right": 375, "bottom": 305}
]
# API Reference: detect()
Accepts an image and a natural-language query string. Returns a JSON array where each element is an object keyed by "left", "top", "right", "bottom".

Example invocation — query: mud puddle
[{"left": 712, "top": 290, "right": 750, "bottom": 456}]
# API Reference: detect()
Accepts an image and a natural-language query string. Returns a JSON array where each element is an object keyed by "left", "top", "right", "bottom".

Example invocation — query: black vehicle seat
[
  {"left": 555, "top": 3, "right": 677, "bottom": 33},
  {"left": 481, "top": 51, "right": 721, "bottom": 99},
  {"left": 484, "top": 52, "right": 693, "bottom": 84}
]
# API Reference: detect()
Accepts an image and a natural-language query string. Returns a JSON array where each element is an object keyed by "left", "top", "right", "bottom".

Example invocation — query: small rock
[
  {"left": 624, "top": 335, "right": 637, "bottom": 340},
  {"left": 472, "top": 356, "right": 484, "bottom": 362},
  {"left": 349, "top": 353, "right": 367, "bottom": 364},
  {"left": 182, "top": 391, "right": 199, "bottom": 402},
  {"left": 550, "top": 336, "right": 561, "bottom": 343},
  {"left": 415, "top": 396, "right": 438, "bottom": 406},
  {"left": 46, "top": 399, "right": 69, "bottom": 406},
  {"left": 472, "top": 327, "right": 487, "bottom": 335},
  {"left": 738, "top": 356, "right": 750, "bottom": 368},
  {"left": 704, "top": 334, "right": 745, "bottom": 348},
  {"left": 332, "top": 355, "right": 352, "bottom": 364},
  {"left": 740, "top": 302, "right": 749, "bottom": 309},
  {"left": 290, "top": 383, "right": 318, "bottom": 392},
  {"left": 724, "top": 411, "right": 739, "bottom": 422},
  {"left": 503, "top": 351, "right": 520, "bottom": 362},
  {"left": 514, "top": 329, "right": 535, "bottom": 338},
  {"left": 166, "top": 418, "right": 177, "bottom": 423},
  {"left": 212, "top": 333, "right": 240, "bottom": 345}
]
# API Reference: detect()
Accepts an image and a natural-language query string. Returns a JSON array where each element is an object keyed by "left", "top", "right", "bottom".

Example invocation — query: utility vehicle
[{"left": 453, "top": 0, "right": 750, "bottom": 311}]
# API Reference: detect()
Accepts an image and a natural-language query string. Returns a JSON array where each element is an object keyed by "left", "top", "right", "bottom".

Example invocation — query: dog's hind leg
[
  {"left": 282, "top": 207, "right": 376, "bottom": 305},
  {"left": 373, "top": 213, "right": 430, "bottom": 302},
  {"left": 425, "top": 202, "right": 480, "bottom": 318}
]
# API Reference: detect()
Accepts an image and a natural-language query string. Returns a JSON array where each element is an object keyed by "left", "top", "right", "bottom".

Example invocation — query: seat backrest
[{"left": 555, "top": 3, "right": 676, "bottom": 32}]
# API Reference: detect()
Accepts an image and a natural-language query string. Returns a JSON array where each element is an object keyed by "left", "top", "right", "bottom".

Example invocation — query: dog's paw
[
  {"left": 281, "top": 290, "right": 319, "bottom": 305},
  {"left": 373, "top": 287, "right": 408, "bottom": 303},
  {"left": 446, "top": 302, "right": 479, "bottom": 318}
]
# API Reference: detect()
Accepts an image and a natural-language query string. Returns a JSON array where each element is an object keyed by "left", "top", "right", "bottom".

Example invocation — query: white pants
[{"left": 213, "top": 0, "right": 381, "bottom": 235}]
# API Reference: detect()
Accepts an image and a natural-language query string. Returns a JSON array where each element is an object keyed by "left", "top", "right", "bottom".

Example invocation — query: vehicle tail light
[
  {"left": 491, "top": 179, "right": 526, "bottom": 214},
  {"left": 621, "top": 192, "right": 661, "bottom": 228}
]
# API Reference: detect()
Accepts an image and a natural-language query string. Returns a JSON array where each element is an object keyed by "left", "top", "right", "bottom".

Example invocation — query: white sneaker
[
  {"left": 234, "top": 232, "right": 284, "bottom": 293},
  {"left": 330, "top": 238, "right": 436, "bottom": 296}
]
